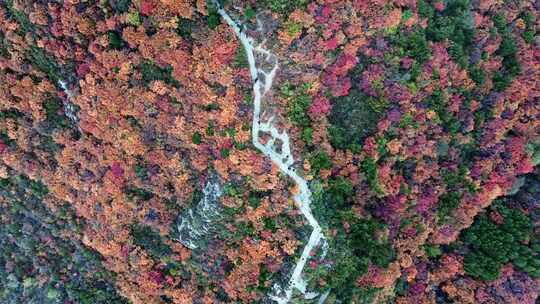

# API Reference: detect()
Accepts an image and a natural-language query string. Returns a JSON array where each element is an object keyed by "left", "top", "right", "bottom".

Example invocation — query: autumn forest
[{"left": 0, "top": 0, "right": 539, "bottom": 303}]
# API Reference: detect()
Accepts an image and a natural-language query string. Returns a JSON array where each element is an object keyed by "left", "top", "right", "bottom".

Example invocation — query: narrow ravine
[
  {"left": 175, "top": 177, "right": 223, "bottom": 250},
  {"left": 58, "top": 80, "right": 80, "bottom": 126},
  {"left": 212, "top": 2, "right": 328, "bottom": 303}
]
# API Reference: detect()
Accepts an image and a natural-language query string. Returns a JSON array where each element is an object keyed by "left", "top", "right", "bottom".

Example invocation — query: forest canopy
[{"left": 0, "top": 0, "right": 539, "bottom": 303}]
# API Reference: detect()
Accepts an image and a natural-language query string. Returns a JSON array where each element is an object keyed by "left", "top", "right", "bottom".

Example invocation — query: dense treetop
[{"left": 0, "top": 0, "right": 539, "bottom": 303}]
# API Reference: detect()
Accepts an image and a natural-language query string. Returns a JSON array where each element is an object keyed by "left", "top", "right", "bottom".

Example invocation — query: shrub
[
  {"left": 309, "top": 150, "right": 332, "bottom": 174},
  {"left": 521, "top": 11, "right": 536, "bottom": 44},
  {"left": 207, "top": 7, "right": 221, "bottom": 29},
  {"left": 301, "top": 127, "right": 313, "bottom": 145},
  {"left": 461, "top": 202, "right": 538, "bottom": 280},
  {"left": 137, "top": 60, "right": 180, "bottom": 87},
  {"left": 327, "top": 251, "right": 364, "bottom": 290},
  {"left": 125, "top": 186, "right": 154, "bottom": 201},
  {"left": 424, "top": 89, "right": 462, "bottom": 135},
  {"left": 490, "top": 14, "right": 521, "bottom": 91},
  {"left": 327, "top": 177, "right": 354, "bottom": 208},
  {"left": 0, "top": 108, "right": 23, "bottom": 120},
  {"left": 26, "top": 46, "right": 63, "bottom": 85},
  {"left": 109, "top": 0, "right": 131, "bottom": 13},
  {"left": 329, "top": 89, "right": 388, "bottom": 150},
  {"left": 361, "top": 157, "right": 383, "bottom": 195},
  {"left": 425, "top": 244, "right": 442, "bottom": 258},
  {"left": 177, "top": 18, "right": 195, "bottom": 40},
  {"left": 492, "top": 71, "right": 511, "bottom": 91},
  {"left": 191, "top": 132, "right": 202, "bottom": 144},
  {"left": 126, "top": 12, "right": 141, "bottom": 26},
  {"left": 28, "top": 178, "right": 48, "bottom": 199},
  {"left": 43, "top": 97, "right": 70, "bottom": 130},
  {"left": 280, "top": 82, "right": 316, "bottom": 146},
  {"left": 349, "top": 217, "right": 395, "bottom": 268},
  {"left": 522, "top": 30, "right": 535, "bottom": 44},
  {"left": 131, "top": 224, "right": 173, "bottom": 258},
  {"left": 396, "top": 28, "right": 431, "bottom": 63},
  {"left": 417, "top": 0, "right": 434, "bottom": 19},
  {"left": 469, "top": 66, "right": 485, "bottom": 85},
  {"left": 281, "top": 83, "right": 312, "bottom": 128},
  {"left": 5, "top": 0, "right": 35, "bottom": 35},
  {"left": 108, "top": 31, "right": 124, "bottom": 49},
  {"left": 233, "top": 46, "right": 249, "bottom": 68},
  {"left": 263, "top": 0, "right": 310, "bottom": 15},
  {"left": 134, "top": 163, "right": 148, "bottom": 180},
  {"left": 328, "top": 125, "right": 353, "bottom": 150},
  {"left": 438, "top": 192, "right": 461, "bottom": 222},
  {"left": 244, "top": 7, "right": 256, "bottom": 20},
  {"left": 437, "top": 166, "right": 476, "bottom": 221},
  {"left": 324, "top": 215, "right": 394, "bottom": 302}
]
